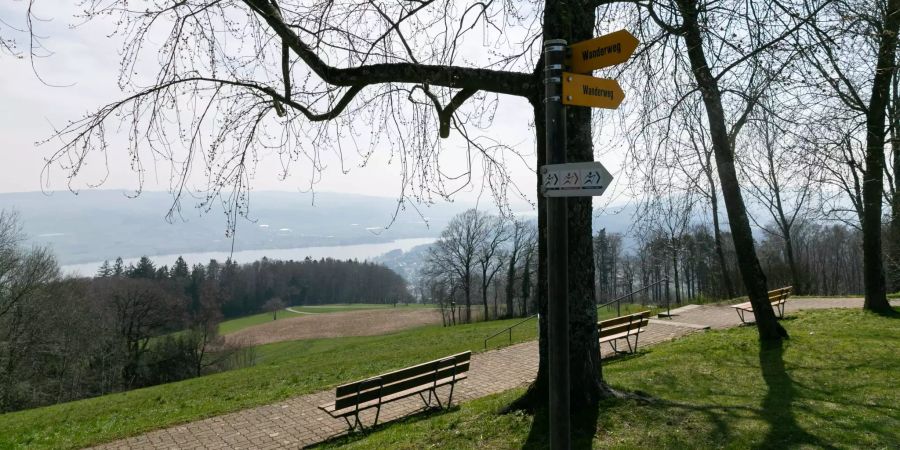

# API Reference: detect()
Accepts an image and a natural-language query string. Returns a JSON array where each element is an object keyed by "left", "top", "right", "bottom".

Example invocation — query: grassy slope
[
  {"left": 321, "top": 308, "right": 900, "bottom": 449},
  {"left": 0, "top": 303, "right": 653, "bottom": 448},
  {"left": 0, "top": 317, "right": 535, "bottom": 449}
]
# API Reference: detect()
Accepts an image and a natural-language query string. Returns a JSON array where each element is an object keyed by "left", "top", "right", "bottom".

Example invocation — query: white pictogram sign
[{"left": 542, "top": 162, "right": 613, "bottom": 197}]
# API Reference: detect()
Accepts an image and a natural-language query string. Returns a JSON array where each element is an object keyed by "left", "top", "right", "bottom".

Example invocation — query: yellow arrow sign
[
  {"left": 567, "top": 29, "right": 639, "bottom": 74},
  {"left": 561, "top": 73, "right": 624, "bottom": 109}
]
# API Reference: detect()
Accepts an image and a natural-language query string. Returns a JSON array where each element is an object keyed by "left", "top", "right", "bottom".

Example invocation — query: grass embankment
[
  {"left": 321, "top": 308, "right": 900, "bottom": 449},
  {"left": 218, "top": 303, "right": 437, "bottom": 335},
  {"left": 597, "top": 303, "right": 660, "bottom": 320},
  {"left": 0, "top": 317, "right": 533, "bottom": 449}
]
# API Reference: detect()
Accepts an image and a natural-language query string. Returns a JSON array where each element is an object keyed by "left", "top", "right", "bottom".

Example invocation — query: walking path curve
[{"left": 94, "top": 297, "right": 896, "bottom": 449}]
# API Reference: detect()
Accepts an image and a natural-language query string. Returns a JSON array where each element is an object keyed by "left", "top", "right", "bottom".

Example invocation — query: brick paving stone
[{"left": 91, "top": 297, "right": 897, "bottom": 449}]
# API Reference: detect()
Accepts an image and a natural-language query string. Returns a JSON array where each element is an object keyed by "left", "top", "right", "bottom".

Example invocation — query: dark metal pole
[{"left": 543, "top": 38, "right": 570, "bottom": 450}]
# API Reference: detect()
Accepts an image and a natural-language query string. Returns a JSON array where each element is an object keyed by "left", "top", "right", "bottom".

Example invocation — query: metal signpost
[{"left": 543, "top": 29, "right": 636, "bottom": 450}]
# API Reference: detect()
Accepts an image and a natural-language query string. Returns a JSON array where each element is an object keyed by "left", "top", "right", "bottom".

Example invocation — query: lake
[{"left": 60, "top": 237, "right": 437, "bottom": 277}]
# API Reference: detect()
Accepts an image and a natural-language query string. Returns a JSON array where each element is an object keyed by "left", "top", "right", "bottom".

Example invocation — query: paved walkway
[{"left": 94, "top": 297, "right": 894, "bottom": 449}]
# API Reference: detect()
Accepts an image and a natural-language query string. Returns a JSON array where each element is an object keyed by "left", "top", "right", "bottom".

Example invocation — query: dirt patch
[{"left": 225, "top": 308, "right": 442, "bottom": 347}]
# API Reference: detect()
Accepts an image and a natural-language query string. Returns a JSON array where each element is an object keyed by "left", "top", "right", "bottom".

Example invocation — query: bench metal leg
[
  {"left": 344, "top": 412, "right": 365, "bottom": 433},
  {"left": 446, "top": 381, "right": 457, "bottom": 407},
  {"left": 373, "top": 404, "right": 382, "bottom": 428},
  {"left": 343, "top": 416, "right": 355, "bottom": 432},
  {"left": 432, "top": 388, "right": 445, "bottom": 409},
  {"left": 418, "top": 391, "right": 432, "bottom": 408},
  {"left": 736, "top": 308, "right": 746, "bottom": 323}
]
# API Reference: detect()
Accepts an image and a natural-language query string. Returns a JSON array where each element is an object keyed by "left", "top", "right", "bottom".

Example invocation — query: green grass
[
  {"left": 0, "top": 317, "right": 534, "bottom": 449},
  {"left": 888, "top": 291, "right": 900, "bottom": 299},
  {"left": 217, "top": 309, "right": 306, "bottom": 335},
  {"left": 217, "top": 303, "right": 437, "bottom": 335},
  {"left": 289, "top": 303, "right": 436, "bottom": 314},
  {"left": 319, "top": 308, "right": 900, "bottom": 449},
  {"left": 597, "top": 303, "right": 660, "bottom": 320}
]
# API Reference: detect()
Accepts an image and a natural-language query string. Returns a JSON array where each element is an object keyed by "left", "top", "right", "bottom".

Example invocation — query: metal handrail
[
  {"left": 598, "top": 277, "right": 671, "bottom": 318},
  {"left": 483, "top": 314, "right": 538, "bottom": 350}
]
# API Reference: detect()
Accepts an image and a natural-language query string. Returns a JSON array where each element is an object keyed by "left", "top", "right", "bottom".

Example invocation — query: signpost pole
[{"left": 544, "top": 38, "right": 570, "bottom": 450}]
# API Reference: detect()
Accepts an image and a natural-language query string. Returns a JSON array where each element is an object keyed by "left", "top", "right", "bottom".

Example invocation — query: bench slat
[
  {"left": 322, "top": 373, "right": 468, "bottom": 417},
  {"left": 730, "top": 286, "right": 792, "bottom": 311},
  {"left": 598, "top": 319, "right": 649, "bottom": 339},
  {"left": 597, "top": 310, "right": 651, "bottom": 329},
  {"left": 334, "top": 351, "right": 470, "bottom": 398},
  {"left": 333, "top": 362, "right": 470, "bottom": 410},
  {"left": 599, "top": 327, "right": 647, "bottom": 344}
]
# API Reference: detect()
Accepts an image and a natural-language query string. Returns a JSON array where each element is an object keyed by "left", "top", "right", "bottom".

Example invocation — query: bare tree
[
  {"left": 505, "top": 220, "right": 537, "bottom": 318},
  {"left": 793, "top": 0, "right": 900, "bottom": 313},
  {"left": 427, "top": 209, "right": 488, "bottom": 323},
  {"left": 608, "top": 0, "right": 824, "bottom": 340},
  {"left": 263, "top": 297, "right": 287, "bottom": 320},
  {"left": 0, "top": 211, "right": 60, "bottom": 410},
  {"left": 740, "top": 105, "right": 820, "bottom": 294},
  {"left": 95, "top": 278, "right": 185, "bottom": 387},
  {"left": 476, "top": 215, "right": 509, "bottom": 320}
]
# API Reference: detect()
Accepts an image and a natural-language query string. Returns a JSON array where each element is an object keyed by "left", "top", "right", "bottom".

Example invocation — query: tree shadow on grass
[
  {"left": 522, "top": 402, "right": 599, "bottom": 450},
  {"left": 304, "top": 405, "right": 458, "bottom": 449},
  {"left": 755, "top": 340, "right": 837, "bottom": 450}
]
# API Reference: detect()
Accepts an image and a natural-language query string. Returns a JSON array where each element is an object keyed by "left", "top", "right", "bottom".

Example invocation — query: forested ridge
[
  {"left": 0, "top": 210, "right": 412, "bottom": 413},
  {"left": 420, "top": 209, "right": 877, "bottom": 326}
]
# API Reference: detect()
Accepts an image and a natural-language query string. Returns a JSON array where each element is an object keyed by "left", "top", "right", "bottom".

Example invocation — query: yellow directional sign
[
  {"left": 561, "top": 73, "right": 624, "bottom": 109},
  {"left": 567, "top": 29, "right": 639, "bottom": 74}
]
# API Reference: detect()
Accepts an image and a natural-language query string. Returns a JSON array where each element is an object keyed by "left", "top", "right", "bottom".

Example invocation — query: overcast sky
[{"left": 0, "top": 1, "right": 630, "bottom": 213}]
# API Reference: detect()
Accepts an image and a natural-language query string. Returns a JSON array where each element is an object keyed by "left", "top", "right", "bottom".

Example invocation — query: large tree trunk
[
  {"left": 890, "top": 81, "right": 900, "bottom": 292},
  {"left": 707, "top": 165, "right": 736, "bottom": 299},
  {"left": 862, "top": 0, "right": 900, "bottom": 313},
  {"left": 677, "top": 0, "right": 787, "bottom": 341},
  {"left": 506, "top": 0, "right": 612, "bottom": 416}
]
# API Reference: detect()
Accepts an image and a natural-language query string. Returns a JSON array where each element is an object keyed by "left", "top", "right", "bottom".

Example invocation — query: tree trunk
[
  {"left": 506, "top": 254, "right": 517, "bottom": 318},
  {"left": 672, "top": 246, "right": 681, "bottom": 304},
  {"left": 708, "top": 166, "right": 736, "bottom": 299},
  {"left": 677, "top": 0, "right": 786, "bottom": 341},
  {"left": 464, "top": 269, "right": 472, "bottom": 323},
  {"left": 862, "top": 0, "right": 900, "bottom": 314},
  {"left": 521, "top": 253, "right": 532, "bottom": 316},
  {"left": 506, "top": 0, "right": 612, "bottom": 416},
  {"left": 783, "top": 228, "right": 801, "bottom": 294},
  {"left": 482, "top": 274, "right": 490, "bottom": 321},
  {"left": 890, "top": 80, "right": 900, "bottom": 292}
]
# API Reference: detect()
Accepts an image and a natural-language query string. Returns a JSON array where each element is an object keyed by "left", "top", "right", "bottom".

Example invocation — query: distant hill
[
  {"left": 0, "top": 191, "right": 464, "bottom": 264},
  {"left": 0, "top": 190, "right": 639, "bottom": 269}
]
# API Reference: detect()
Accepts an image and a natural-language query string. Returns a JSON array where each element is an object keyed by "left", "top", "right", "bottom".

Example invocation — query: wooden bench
[
  {"left": 597, "top": 311, "right": 651, "bottom": 356},
  {"left": 318, "top": 351, "right": 471, "bottom": 432},
  {"left": 730, "top": 286, "right": 793, "bottom": 323}
]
